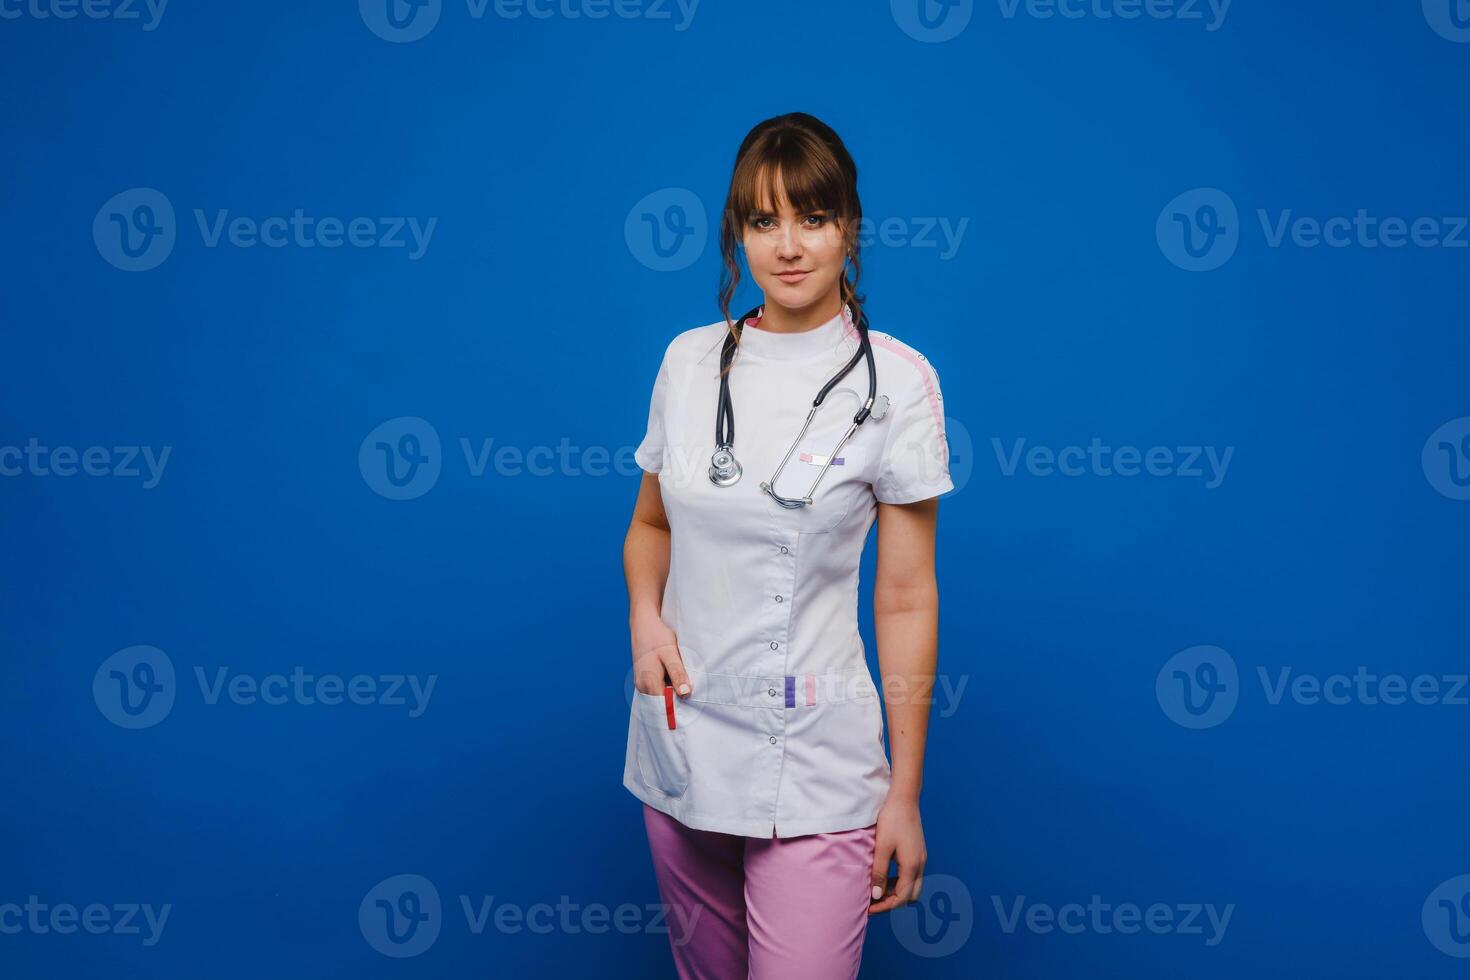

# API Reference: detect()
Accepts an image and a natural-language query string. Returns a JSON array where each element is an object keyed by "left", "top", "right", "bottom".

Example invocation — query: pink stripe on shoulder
[{"left": 866, "top": 331, "right": 948, "bottom": 449}]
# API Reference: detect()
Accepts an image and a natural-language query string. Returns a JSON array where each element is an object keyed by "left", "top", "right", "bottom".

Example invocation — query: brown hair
[{"left": 717, "top": 113, "right": 865, "bottom": 376}]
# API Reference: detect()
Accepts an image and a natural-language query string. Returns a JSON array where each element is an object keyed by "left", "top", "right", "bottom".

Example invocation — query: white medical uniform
[{"left": 624, "top": 304, "right": 953, "bottom": 839}]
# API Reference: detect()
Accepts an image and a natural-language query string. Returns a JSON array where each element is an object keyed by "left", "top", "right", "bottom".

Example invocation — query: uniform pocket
[
  {"left": 769, "top": 454, "right": 854, "bottom": 534},
  {"left": 633, "top": 689, "right": 691, "bottom": 798}
]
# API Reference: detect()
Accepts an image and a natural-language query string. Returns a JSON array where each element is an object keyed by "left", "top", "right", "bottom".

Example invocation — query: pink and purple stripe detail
[{"left": 784, "top": 674, "right": 818, "bottom": 708}]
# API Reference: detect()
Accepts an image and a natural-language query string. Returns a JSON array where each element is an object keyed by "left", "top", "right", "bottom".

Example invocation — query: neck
[{"left": 756, "top": 290, "right": 844, "bottom": 334}]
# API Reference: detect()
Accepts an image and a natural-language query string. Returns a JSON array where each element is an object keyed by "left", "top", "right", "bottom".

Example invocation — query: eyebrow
[{"left": 747, "top": 207, "right": 833, "bottom": 218}]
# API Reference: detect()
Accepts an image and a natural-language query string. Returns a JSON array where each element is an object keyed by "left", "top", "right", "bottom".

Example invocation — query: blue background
[{"left": 2, "top": 0, "right": 1468, "bottom": 976}]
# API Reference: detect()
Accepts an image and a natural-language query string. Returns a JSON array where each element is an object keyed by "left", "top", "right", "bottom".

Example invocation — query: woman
[{"left": 622, "top": 111, "right": 952, "bottom": 979}]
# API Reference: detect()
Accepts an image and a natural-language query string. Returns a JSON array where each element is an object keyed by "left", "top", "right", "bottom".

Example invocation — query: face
[{"left": 741, "top": 178, "right": 847, "bottom": 317}]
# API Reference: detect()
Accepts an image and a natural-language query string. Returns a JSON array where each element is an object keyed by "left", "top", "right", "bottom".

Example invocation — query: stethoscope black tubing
[{"left": 715, "top": 304, "right": 877, "bottom": 452}]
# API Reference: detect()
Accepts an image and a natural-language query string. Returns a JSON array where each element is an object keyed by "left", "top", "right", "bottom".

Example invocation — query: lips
[{"left": 775, "top": 270, "right": 810, "bottom": 283}]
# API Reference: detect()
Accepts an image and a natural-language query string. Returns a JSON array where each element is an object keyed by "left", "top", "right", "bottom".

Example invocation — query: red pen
[{"left": 664, "top": 685, "right": 677, "bottom": 729}]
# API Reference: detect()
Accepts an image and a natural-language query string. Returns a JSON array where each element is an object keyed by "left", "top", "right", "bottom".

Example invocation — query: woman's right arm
[{"left": 623, "top": 472, "right": 692, "bottom": 698}]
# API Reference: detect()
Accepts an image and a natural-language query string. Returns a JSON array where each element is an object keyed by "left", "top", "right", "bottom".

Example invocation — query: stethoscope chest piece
[
  {"left": 709, "top": 445, "right": 742, "bottom": 487},
  {"left": 869, "top": 394, "right": 891, "bottom": 421}
]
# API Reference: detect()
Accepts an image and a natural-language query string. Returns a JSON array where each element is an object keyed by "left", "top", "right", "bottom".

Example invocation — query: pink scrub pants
[{"left": 642, "top": 802, "right": 877, "bottom": 980}]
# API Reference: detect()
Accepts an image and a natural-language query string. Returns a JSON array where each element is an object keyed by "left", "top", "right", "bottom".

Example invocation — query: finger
[
  {"left": 911, "top": 872, "right": 924, "bottom": 905},
  {"left": 867, "top": 874, "right": 903, "bottom": 915},
  {"left": 870, "top": 844, "right": 895, "bottom": 903},
  {"left": 892, "top": 860, "right": 917, "bottom": 909},
  {"left": 663, "top": 650, "right": 692, "bottom": 696},
  {"left": 631, "top": 648, "right": 666, "bottom": 694}
]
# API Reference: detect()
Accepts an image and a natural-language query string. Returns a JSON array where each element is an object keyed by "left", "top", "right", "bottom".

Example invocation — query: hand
[
  {"left": 868, "top": 796, "right": 926, "bottom": 915},
  {"left": 630, "top": 610, "right": 693, "bottom": 698}
]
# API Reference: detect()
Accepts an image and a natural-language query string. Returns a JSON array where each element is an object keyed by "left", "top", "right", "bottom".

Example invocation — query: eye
[
  {"left": 802, "top": 213, "right": 830, "bottom": 227},
  {"left": 748, "top": 215, "right": 775, "bottom": 231}
]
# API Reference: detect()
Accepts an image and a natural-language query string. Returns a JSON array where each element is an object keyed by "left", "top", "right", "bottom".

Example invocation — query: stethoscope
[{"left": 708, "top": 303, "right": 890, "bottom": 508}]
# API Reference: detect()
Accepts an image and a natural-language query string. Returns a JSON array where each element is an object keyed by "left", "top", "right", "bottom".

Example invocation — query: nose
[{"left": 775, "top": 222, "right": 803, "bottom": 261}]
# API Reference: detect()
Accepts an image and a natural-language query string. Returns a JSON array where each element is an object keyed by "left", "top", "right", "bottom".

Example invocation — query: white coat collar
[{"left": 737, "top": 303, "right": 855, "bottom": 362}]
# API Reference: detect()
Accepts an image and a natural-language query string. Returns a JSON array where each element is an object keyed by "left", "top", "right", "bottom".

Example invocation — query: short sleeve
[
  {"left": 873, "top": 355, "right": 953, "bottom": 504},
  {"left": 633, "top": 342, "right": 673, "bottom": 474}
]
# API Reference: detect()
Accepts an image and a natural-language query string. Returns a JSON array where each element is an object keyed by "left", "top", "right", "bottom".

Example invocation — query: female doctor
[{"left": 622, "top": 112, "right": 952, "bottom": 980}]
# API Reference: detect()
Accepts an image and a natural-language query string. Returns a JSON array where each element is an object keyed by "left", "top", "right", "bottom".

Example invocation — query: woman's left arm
[{"left": 867, "top": 495, "right": 940, "bottom": 914}]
